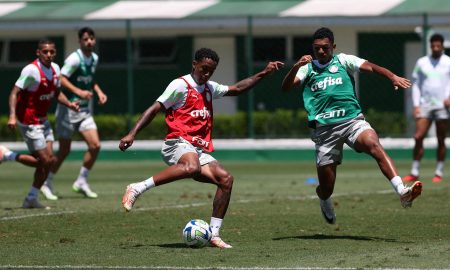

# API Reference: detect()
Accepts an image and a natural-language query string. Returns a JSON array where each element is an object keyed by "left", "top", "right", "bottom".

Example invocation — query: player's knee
[
  {"left": 182, "top": 163, "right": 202, "bottom": 176},
  {"left": 39, "top": 155, "right": 53, "bottom": 168},
  {"left": 88, "top": 142, "right": 101, "bottom": 153},
  {"left": 414, "top": 134, "right": 425, "bottom": 142},
  {"left": 220, "top": 174, "right": 234, "bottom": 192}
]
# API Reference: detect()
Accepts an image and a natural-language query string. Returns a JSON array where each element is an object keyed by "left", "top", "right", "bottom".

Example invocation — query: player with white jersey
[
  {"left": 281, "top": 27, "right": 422, "bottom": 225},
  {"left": 119, "top": 48, "right": 283, "bottom": 249},
  {"left": 42, "top": 27, "right": 107, "bottom": 200},
  {"left": 4, "top": 39, "right": 79, "bottom": 209},
  {"left": 403, "top": 33, "right": 450, "bottom": 184}
]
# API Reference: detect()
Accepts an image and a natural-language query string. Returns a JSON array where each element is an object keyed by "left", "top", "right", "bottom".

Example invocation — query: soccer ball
[{"left": 182, "top": 219, "right": 212, "bottom": 248}]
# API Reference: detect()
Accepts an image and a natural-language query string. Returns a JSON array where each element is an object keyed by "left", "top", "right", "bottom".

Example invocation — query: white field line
[
  {"left": 0, "top": 190, "right": 394, "bottom": 221},
  {"left": 0, "top": 265, "right": 435, "bottom": 270},
  {"left": 0, "top": 265, "right": 361, "bottom": 270},
  {"left": 0, "top": 211, "right": 75, "bottom": 221}
]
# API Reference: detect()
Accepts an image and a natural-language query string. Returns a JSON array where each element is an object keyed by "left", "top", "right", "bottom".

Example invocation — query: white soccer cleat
[
  {"left": 22, "top": 197, "right": 50, "bottom": 209},
  {"left": 0, "top": 145, "right": 11, "bottom": 164},
  {"left": 72, "top": 183, "right": 98, "bottom": 199},
  {"left": 122, "top": 184, "right": 141, "bottom": 212},
  {"left": 209, "top": 236, "right": 232, "bottom": 249},
  {"left": 41, "top": 184, "right": 58, "bottom": 201},
  {"left": 400, "top": 181, "right": 422, "bottom": 208},
  {"left": 320, "top": 197, "right": 336, "bottom": 224}
]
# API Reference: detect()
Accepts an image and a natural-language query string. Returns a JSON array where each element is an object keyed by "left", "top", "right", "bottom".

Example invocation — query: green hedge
[{"left": 0, "top": 109, "right": 407, "bottom": 141}]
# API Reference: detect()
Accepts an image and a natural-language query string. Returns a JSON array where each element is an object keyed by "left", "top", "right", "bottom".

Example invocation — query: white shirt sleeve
[
  {"left": 15, "top": 64, "right": 40, "bottom": 92},
  {"left": 61, "top": 52, "right": 80, "bottom": 78},
  {"left": 207, "top": 81, "right": 229, "bottom": 99},
  {"left": 337, "top": 53, "right": 366, "bottom": 73},
  {"left": 411, "top": 61, "right": 421, "bottom": 107},
  {"left": 156, "top": 79, "right": 188, "bottom": 110},
  {"left": 295, "top": 64, "right": 310, "bottom": 82}
]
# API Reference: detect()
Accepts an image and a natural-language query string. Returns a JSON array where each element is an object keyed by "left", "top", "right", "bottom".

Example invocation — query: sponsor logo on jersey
[
  {"left": 190, "top": 107, "right": 211, "bottom": 119},
  {"left": 39, "top": 92, "right": 55, "bottom": 101},
  {"left": 192, "top": 136, "right": 210, "bottom": 148},
  {"left": 311, "top": 76, "right": 343, "bottom": 92},
  {"left": 315, "top": 109, "right": 346, "bottom": 120},
  {"left": 77, "top": 75, "right": 93, "bottom": 85}
]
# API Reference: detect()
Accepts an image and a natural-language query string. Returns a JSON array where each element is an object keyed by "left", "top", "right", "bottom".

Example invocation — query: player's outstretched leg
[{"left": 400, "top": 181, "right": 422, "bottom": 208}]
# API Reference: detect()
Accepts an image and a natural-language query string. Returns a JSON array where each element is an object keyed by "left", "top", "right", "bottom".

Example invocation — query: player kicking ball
[{"left": 119, "top": 48, "right": 284, "bottom": 248}]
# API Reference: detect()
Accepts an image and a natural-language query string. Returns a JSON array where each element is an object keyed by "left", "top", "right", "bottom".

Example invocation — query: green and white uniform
[
  {"left": 296, "top": 53, "right": 373, "bottom": 166},
  {"left": 56, "top": 49, "right": 99, "bottom": 138},
  {"left": 297, "top": 53, "right": 365, "bottom": 128}
]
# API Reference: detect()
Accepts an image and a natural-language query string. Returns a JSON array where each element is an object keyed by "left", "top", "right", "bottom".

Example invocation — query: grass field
[{"left": 0, "top": 159, "right": 449, "bottom": 269}]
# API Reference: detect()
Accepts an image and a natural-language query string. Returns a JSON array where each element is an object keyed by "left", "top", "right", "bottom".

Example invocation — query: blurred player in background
[
  {"left": 403, "top": 33, "right": 450, "bottom": 184},
  {"left": 119, "top": 48, "right": 283, "bottom": 248},
  {"left": 42, "top": 27, "right": 107, "bottom": 200},
  {"left": 5, "top": 39, "right": 79, "bottom": 209},
  {"left": 281, "top": 27, "right": 422, "bottom": 225}
]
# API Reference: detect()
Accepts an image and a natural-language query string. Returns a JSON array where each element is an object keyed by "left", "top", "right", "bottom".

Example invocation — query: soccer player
[
  {"left": 42, "top": 27, "right": 108, "bottom": 200},
  {"left": 281, "top": 27, "right": 422, "bottom": 225},
  {"left": 403, "top": 33, "right": 450, "bottom": 184},
  {"left": 119, "top": 48, "right": 283, "bottom": 248},
  {"left": 6, "top": 39, "right": 79, "bottom": 209}
]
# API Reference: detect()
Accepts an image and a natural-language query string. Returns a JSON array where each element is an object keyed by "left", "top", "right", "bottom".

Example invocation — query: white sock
[
  {"left": 27, "top": 187, "right": 40, "bottom": 200},
  {"left": 210, "top": 217, "right": 223, "bottom": 237},
  {"left": 390, "top": 176, "right": 405, "bottom": 195},
  {"left": 75, "top": 167, "right": 89, "bottom": 185},
  {"left": 4, "top": 150, "right": 17, "bottom": 161},
  {"left": 435, "top": 161, "right": 444, "bottom": 177},
  {"left": 411, "top": 160, "right": 420, "bottom": 176},
  {"left": 133, "top": 177, "right": 155, "bottom": 193}
]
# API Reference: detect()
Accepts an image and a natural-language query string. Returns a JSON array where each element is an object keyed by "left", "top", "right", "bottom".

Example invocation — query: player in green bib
[
  {"left": 42, "top": 27, "right": 108, "bottom": 200},
  {"left": 282, "top": 27, "right": 422, "bottom": 224}
]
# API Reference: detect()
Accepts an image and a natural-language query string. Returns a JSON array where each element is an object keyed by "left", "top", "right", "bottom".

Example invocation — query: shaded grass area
[{"left": 0, "top": 160, "right": 449, "bottom": 269}]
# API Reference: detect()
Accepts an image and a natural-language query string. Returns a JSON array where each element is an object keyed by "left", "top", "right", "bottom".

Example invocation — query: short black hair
[
  {"left": 38, "top": 38, "right": 55, "bottom": 49},
  {"left": 194, "top": 48, "right": 220, "bottom": 63},
  {"left": 430, "top": 33, "right": 444, "bottom": 44},
  {"left": 78, "top": 27, "right": 95, "bottom": 39},
  {"left": 313, "top": 27, "right": 334, "bottom": 44}
]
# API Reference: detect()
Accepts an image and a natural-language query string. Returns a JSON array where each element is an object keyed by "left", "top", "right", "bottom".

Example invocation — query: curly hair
[
  {"left": 194, "top": 48, "right": 220, "bottom": 63},
  {"left": 430, "top": 33, "right": 444, "bottom": 44}
]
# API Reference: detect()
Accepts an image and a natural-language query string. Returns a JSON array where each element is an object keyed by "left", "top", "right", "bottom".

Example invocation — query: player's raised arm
[
  {"left": 119, "top": 101, "right": 163, "bottom": 151},
  {"left": 281, "top": 55, "right": 312, "bottom": 92},
  {"left": 359, "top": 61, "right": 411, "bottom": 90},
  {"left": 225, "top": 61, "right": 284, "bottom": 96}
]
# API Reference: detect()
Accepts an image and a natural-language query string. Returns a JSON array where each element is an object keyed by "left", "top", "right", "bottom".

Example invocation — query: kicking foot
[
  {"left": 400, "top": 181, "right": 422, "bottom": 208},
  {"left": 122, "top": 184, "right": 141, "bottom": 212},
  {"left": 210, "top": 236, "right": 232, "bottom": 249}
]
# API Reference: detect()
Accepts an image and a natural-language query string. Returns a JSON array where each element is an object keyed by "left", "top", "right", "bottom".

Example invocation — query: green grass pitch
[{"left": 0, "top": 159, "right": 449, "bottom": 269}]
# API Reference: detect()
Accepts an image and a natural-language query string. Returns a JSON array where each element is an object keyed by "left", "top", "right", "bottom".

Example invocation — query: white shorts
[
  {"left": 418, "top": 106, "right": 449, "bottom": 120},
  {"left": 18, "top": 120, "right": 54, "bottom": 152},
  {"left": 311, "top": 116, "right": 373, "bottom": 167},
  {"left": 161, "top": 137, "right": 216, "bottom": 166},
  {"left": 56, "top": 114, "right": 97, "bottom": 139}
]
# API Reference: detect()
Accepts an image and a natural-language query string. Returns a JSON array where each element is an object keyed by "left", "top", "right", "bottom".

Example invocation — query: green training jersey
[
  {"left": 296, "top": 53, "right": 366, "bottom": 128},
  {"left": 61, "top": 49, "right": 98, "bottom": 110}
]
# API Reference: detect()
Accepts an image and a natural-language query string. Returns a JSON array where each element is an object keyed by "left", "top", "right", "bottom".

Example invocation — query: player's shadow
[
  {"left": 119, "top": 243, "right": 187, "bottom": 249},
  {"left": 273, "top": 234, "right": 411, "bottom": 243},
  {"left": 156, "top": 243, "right": 190, "bottom": 248}
]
